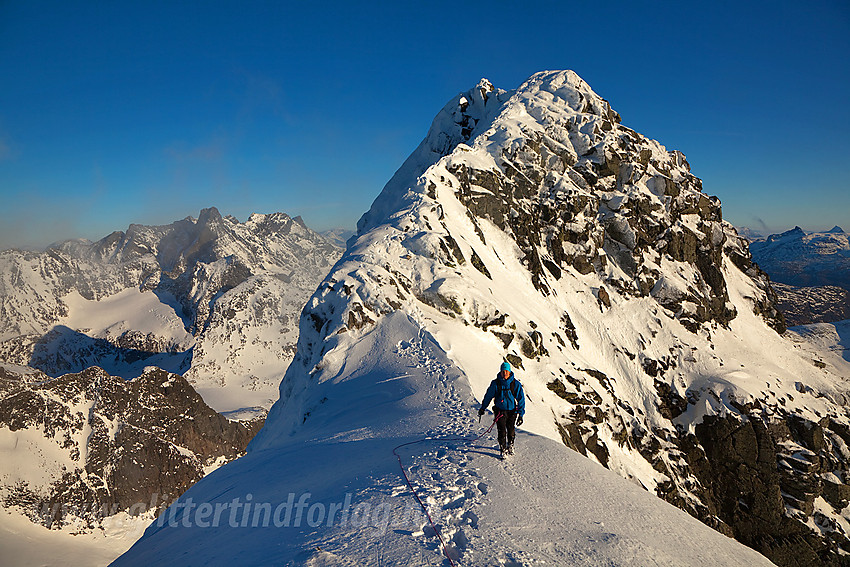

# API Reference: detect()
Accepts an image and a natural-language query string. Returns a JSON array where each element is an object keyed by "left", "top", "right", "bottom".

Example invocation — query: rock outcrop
[
  {"left": 0, "top": 364, "right": 263, "bottom": 529},
  {"left": 680, "top": 413, "right": 850, "bottom": 566}
]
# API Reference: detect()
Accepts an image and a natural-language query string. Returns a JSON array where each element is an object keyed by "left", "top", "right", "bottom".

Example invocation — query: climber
[{"left": 478, "top": 361, "right": 525, "bottom": 457}]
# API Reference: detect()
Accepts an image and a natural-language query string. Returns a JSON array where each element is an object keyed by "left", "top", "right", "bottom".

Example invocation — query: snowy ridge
[
  {"left": 119, "top": 71, "right": 850, "bottom": 565},
  {"left": 116, "top": 313, "right": 772, "bottom": 566},
  {"left": 0, "top": 208, "right": 343, "bottom": 412},
  {"left": 356, "top": 78, "right": 507, "bottom": 236}
]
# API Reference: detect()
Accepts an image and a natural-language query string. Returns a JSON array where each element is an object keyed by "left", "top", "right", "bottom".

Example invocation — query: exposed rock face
[
  {"left": 680, "top": 414, "right": 850, "bottom": 566},
  {"left": 0, "top": 364, "right": 263, "bottom": 529},
  {"left": 266, "top": 71, "right": 850, "bottom": 566},
  {"left": 772, "top": 282, "right": 850, "bottom": 326},
  {"left": 0, "top": 209, "right": 344, "bottom": 411}
]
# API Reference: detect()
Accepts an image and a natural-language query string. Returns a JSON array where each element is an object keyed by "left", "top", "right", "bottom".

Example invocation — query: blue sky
[{"left": 1, "top": 1, "right": 848, "bottom": 249}]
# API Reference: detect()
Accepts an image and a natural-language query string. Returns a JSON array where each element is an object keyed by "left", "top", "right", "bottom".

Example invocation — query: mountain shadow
[{"left": 29, "top": 325, "right": 193, "bottom": 379}]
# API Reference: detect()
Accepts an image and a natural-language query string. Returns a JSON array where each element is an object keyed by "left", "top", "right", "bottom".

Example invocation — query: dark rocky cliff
[{"left": 0, "top": 365, "right": 263, "bottom": 529}]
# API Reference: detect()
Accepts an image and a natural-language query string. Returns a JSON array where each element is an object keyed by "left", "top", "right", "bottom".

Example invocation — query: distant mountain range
[
  {"left": 744, "top": 226, "right": 850, "bottom": 326},
  {"left": 320, "top": 227, "right": 356, "bottom": 248},
  {"left": 0, "top": 208, "right": 344, "bottom": 415},
  {"left": 0, "top": 209, "right": 345, "bottom": 548},
  {"left": 748, "top": 226, "right": 849, "bottom": 289}
]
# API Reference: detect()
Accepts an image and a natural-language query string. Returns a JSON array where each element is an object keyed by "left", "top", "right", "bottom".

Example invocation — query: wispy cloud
[{"left": 751, "top": 216, "right": 769, "bottom": 232}]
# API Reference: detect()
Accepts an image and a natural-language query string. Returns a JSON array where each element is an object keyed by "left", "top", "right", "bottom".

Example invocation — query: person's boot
[{"left": 507, "top": 444, "right": 514, "bottom": 455}]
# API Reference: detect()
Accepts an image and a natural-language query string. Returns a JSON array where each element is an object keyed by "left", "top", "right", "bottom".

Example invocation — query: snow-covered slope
[
  {"left": 0, "top": 506, "right": 143, "bottom": 567},
  {"left": 0, "top": 363, "right": 262, "bottom": 531},
  {"left": 788, "top": 319, "right": 850, "bottom": 365},
  {"left": 0, "top": 208, "right": 343, "bottom": 413},
  {"left": 115, "top": 313, "right": 773, "bottom": 566},
  {"left": 749, "top": 226, "right": 850, "bottom": 290},
  {"left": 117, "top": 71, "right": 850, "bottom": 566}
]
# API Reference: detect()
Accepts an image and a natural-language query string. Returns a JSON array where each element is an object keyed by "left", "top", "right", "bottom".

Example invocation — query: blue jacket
[{"left": 481, "top": 372, "right": 525, "bottom": 416}]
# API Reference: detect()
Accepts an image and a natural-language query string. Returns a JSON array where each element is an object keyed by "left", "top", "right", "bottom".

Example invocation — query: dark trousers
[{"left": 495, "top": 409, "right": 517, "bottom": 450}]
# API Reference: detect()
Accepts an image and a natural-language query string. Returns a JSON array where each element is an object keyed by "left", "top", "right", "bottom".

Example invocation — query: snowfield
[
  {"left": 0, "top": 506, "right": 150, "bottom": 567},
  {"left": 788, "top": 319, "right": 850, "bottom": 364}
]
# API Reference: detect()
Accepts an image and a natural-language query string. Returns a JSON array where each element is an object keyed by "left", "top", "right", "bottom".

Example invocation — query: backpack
[{"left": 496, "top": 377, "right": 519, "bottom": 409}]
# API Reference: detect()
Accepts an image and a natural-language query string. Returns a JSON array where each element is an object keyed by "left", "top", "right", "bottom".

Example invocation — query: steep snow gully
[{"left": 115, "top": 313, "right": 772, "bottom": 566}]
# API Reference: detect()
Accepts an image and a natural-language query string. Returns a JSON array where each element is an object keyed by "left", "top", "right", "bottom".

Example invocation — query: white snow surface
[
  {"left": 0, "top": 506, "right": 150, "bottom": 567},
  {"left": 60, "top": 288, "right": 190, "bottom": 343},
  {"left": 788, "top": 319, "right": 850, "bottom": 364},
  {"left": 115, "top": 313, "right": 772, "bottom": 566}
]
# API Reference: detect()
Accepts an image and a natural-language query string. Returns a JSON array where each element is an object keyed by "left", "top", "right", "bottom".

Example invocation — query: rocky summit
[{"left": 253, "top": 71, "right": 850, "bottom": 565}]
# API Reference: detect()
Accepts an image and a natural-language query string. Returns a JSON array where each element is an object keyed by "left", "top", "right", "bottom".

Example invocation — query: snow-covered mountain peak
[
  {"left": 245, "top": 211, "right": 309, "bottom": 235},
  {"left": 750, "top": 225, "right": 850, "bottom": 290},
  {"left": 764, "top": 225, "right": 806, "bottom": 244},
  {"left": 260, "top": 68, "right": 805, "bottom": 448},
  {"left": 0, "top": 208, "right": 344, "bottom": 412},
  {"left": 361, "top": 68, "right": 779, "bottom": 338},
  {"left": 117, "top": 72, "right": 850, "bottom": 565},
  {"left": 196, "top": 205, "right": 223, "bottom": 224},
  {"left": 356, "top": 69, "right": 622, "bottom": 237},
  {"left": 515, "top": 69, "right": 621, "bottom": 120}
]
